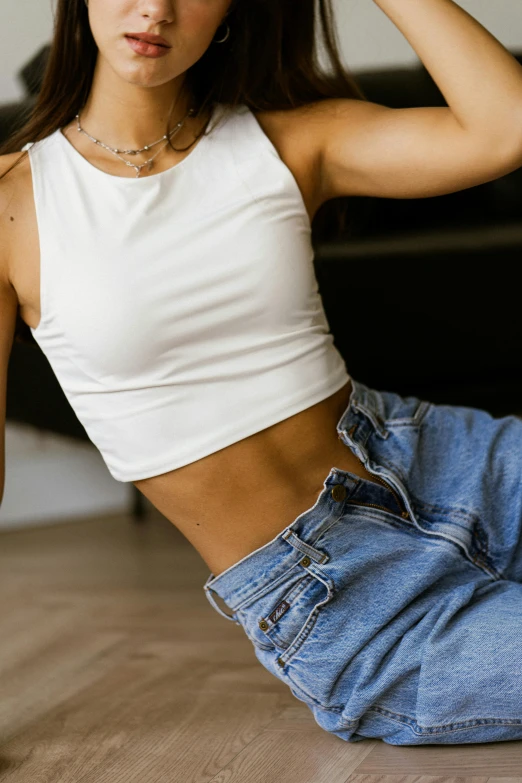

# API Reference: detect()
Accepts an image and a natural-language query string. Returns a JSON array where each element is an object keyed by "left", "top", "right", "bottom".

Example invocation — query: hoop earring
[{"left": 213, "top": 21, "right": 230, "bottom": 44}]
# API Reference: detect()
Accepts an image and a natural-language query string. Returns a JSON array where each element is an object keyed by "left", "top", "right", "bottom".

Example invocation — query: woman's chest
[{"left": 8, "top": 111, "right": 321, "bottom": 336}]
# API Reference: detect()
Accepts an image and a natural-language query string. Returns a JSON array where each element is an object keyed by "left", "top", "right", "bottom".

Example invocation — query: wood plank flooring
[{"left": 1, "top": 507, "right": 521, "bottom": 782}]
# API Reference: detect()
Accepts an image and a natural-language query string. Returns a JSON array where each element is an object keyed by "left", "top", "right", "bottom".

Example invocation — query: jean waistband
[{"left": 203, "top": 377, "right": 388, "bottom": 624}]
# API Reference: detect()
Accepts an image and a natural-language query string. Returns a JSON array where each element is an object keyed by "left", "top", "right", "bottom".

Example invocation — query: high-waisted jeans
[{"left": 203, "top": 378, "right": 522, "bottom": 745}]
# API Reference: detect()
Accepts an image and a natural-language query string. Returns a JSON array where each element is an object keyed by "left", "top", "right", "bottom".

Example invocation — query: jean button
[{"left": 331, "top": 484, "right": 347, "bottom": 502}]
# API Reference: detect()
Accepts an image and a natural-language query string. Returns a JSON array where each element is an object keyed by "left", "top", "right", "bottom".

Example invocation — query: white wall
[
  {"left": 334, "top": 0, "right": 522, "bottom": 72},
  {"left": 1, "top": 0, "right": 56, "bottom": 103},
  {"left": 1, "top": 424, "right": 130, "bottom": 530},
  {"left": 1, "top": 0, "right": 521, "bottom": 528}
]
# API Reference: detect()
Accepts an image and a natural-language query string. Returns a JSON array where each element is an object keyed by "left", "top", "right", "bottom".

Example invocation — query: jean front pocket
[
  {"left": 251, "top": 562, "right": 334, "bottom": 664},
  {"left": 237, "top": 559, "right": 335, "bottom": 658}
]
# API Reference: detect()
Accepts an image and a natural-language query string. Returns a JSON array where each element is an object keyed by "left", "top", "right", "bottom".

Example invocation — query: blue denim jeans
[{"left": 203, "top": 378, "right": 522, "bottom": 745}]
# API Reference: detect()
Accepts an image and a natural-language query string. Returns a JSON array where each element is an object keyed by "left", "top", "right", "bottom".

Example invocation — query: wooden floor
[{"left": 1, "top": 506, "right": 522, "bottom": 782}]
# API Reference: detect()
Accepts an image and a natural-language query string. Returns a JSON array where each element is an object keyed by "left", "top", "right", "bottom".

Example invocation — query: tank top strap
[{"left": 209, "top": 103, "right": 278, "bottom": 165}]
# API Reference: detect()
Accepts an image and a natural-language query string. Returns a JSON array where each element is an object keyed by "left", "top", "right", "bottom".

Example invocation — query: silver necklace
[{"left": 74, "top": 105, "right": 197, "bottom": 178}]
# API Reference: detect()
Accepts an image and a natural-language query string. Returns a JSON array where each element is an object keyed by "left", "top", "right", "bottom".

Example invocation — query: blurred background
[{"left": 2, "top": 0, "right": 522, "bottom": 532}]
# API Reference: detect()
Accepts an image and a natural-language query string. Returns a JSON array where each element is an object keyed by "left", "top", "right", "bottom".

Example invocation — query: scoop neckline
[{"left": 55, "top": 103, "right": 221, "bottom": 183}]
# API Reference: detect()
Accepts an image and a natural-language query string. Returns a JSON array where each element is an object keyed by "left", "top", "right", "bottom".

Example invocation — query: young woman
[{"left": 1, "top": 0, "right": 522, "bottom": 746}]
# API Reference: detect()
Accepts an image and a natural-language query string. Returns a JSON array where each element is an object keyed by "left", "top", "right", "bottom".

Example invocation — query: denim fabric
[{"left": 203, "top": 378, "right": 522, "bottom": 745}]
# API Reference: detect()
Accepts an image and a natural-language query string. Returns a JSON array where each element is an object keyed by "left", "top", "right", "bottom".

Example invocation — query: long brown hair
[{"left": 1, "top": 0, "right": 367, "bottom": 345}]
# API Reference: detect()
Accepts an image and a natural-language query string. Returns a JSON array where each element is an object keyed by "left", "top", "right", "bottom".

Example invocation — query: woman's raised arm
[{"left": 315, "top": 0, "right": 522, "bottom": 201}]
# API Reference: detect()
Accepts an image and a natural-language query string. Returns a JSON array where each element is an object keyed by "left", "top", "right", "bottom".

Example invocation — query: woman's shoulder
[
  {"left": 251, "top": 101, "right": 330, "bottom": 165},
  {"left": 0, "top": 153, "right": 20, "bottom": 205},
  {"left": 0, "top": 151, "right": 34, "bottom": 286},
  {"left": 0, "top": 150, "right": 33, "bottom": 219},
  {"left": 0, "top": 150, "right": 32, "bottom": 192},
  {"left": 0, "top": 150, "right": 24, "bottom": 170}
]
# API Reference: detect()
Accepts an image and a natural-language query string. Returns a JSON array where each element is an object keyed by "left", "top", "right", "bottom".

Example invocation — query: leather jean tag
[{"left": 269, "top": 600, "right": 290, "bottom": 624}]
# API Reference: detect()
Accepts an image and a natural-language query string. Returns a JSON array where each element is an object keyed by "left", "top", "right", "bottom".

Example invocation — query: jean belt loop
[
  {"left": 203, "top": 577, "right": 242, "bottom": 625},
  {"left": 281, "top": 528, "right": 330, "bottom": 564}
]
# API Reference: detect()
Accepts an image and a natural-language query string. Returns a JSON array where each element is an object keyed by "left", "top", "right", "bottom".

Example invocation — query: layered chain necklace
[{"left": 74, "top": 103, "right": 198, "bottom": 178}]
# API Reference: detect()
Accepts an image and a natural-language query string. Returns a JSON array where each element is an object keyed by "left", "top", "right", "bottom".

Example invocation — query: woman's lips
[{"left": 125, "top": 35, "right": 171, "bottom": 58}]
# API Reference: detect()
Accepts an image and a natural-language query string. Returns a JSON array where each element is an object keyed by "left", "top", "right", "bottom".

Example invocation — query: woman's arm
[
  {"left": 316, "top": 0, "right": 522, "bottom": 201},
  {"left": 373, "top": 0, "right": 522, "bottom": 140},
  {"left": 0, "top": 207, "right": 18, "bottom": 507}
]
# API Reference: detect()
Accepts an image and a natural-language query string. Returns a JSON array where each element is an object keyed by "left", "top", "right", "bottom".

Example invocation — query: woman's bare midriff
[{"left": 132, "top": 378, "right": 383, "bottom": 576}]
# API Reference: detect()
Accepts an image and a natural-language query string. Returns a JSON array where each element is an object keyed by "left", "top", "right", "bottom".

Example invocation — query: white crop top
[{"left": 22, "top": 102, "right": 351, "bottom": 482}]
